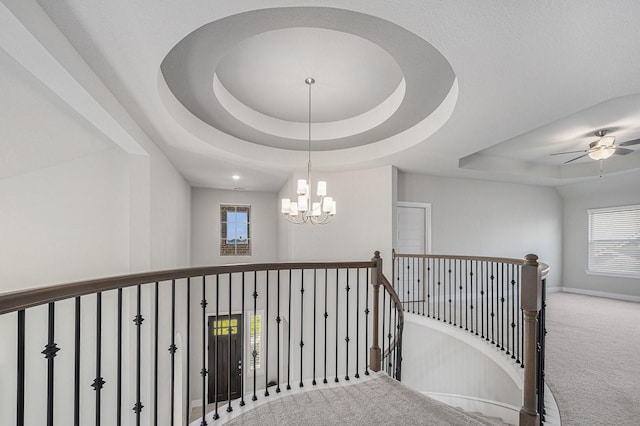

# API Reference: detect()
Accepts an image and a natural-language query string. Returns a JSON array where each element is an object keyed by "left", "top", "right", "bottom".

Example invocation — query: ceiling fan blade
[
  {"left": 619, "top": 138, "right": 640, "bottom": 147},
  {"left": 550, "top": 150, "right": 587, "bottom": 156},
  {"left": 563, "top": 153, "right": 589, "bottom": 164},
  {"left": 614, "top": 147, "right": 635, "bottom": 155}
]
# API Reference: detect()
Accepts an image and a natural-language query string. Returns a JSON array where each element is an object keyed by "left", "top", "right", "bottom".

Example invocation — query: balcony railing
[
  {"left": 392, "top": 251, "right": 547, "bottom": 426},
  {"left": 0, "top": 252, "right": 402, "bottom": 426},
  {"left": 0, "top": 250, "right": 545, "bottom": 425}
]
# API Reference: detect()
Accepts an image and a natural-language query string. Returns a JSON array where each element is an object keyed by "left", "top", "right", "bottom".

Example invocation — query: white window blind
[
  {"left": 249, "top": 313, "right": 262, "bottom": 371},
  {"left": 588, "top": 205, "right": 640, "bottom": 277}
]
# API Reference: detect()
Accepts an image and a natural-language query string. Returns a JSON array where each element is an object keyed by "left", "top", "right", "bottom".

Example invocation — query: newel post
[
  {"left": 519, "top": 254, "right": 542, "bottom": 426},
  {"left": 370, "top": 251, "right": 382, "bottom": 372}
]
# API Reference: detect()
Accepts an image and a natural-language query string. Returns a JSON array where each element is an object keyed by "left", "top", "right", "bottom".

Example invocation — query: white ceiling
[{"left": 3, "top": 0, "right": 640, "bottom": 190}]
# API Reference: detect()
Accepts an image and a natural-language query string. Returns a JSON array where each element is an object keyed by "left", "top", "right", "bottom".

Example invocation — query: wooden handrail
[
  {"left": 380, "top": 273, "right": 404, "bottom": 358},
  {"left": 393, "top": 251, "right": 524, "bottom": 266},
  {"left": 393, "top": 250, "right": 550, "bottom": 280},
  {"left": 0, "top": 260, "right": 375, "bottom": 316}
]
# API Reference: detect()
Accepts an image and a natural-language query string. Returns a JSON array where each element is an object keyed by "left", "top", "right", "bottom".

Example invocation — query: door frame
[
  {"left": 207, "top": 312, "right": 244, "bottom": 403},
  {"left": 396, "top": 201, "right": 432, "bottom": 254}
]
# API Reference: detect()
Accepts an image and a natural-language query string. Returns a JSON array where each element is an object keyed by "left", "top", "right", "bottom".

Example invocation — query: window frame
[
  {"left": 587, "top": 204, "right": 640, "bottom": 279},
  {"left": 220, "top": 204, "right": 251, "bottom": 256},
  {"left": 246, "top": 310, "right": 264, "bottom": 376}
]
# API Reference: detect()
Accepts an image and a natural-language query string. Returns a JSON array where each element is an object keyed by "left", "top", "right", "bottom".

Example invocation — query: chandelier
[{"left": 281, "top": 77, "right": 336, "bottom": 224}]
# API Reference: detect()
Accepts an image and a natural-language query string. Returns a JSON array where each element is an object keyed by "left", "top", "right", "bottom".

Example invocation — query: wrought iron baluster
[
  {"left": 449, "top": 259, "right": 453, "bottom": 325},
  {"left": 153, "top": 282, "right": 159, "bottom": 426},
  {"left": 394, "top": 257, "right": 399, "bottom": 307},
  {"left": 402, "top": 257, "right": 406, "bottom": 309},
  {"left": 508, "top": 265, "right": 512, "bottom": 352},
  {"left": 439, "top": 259, "right": 444, "bottom": 321},
  {"left": 334, "top": 269, "right": 339, "bottom": 383},
  {"left": 75, "top": 297, "right": 81, "bottom": 426},
  {"left": 364, "top": 268, "right": 370, "bottom": 376},
  {"left": 387, "top": 287, "right": 393, "bottom": 375},
  {"left": 186, "top": 277, "right": 192, "bottom": 426},
  {"left": 412, "top": 257, "right": 416, "bottom": 313},
  {"left": 264, "top": 271, "right": 270, "bottom": 397},
  {"left": 17, "top": 309, "right": 25, "bottom": 426},
  {"left": 116, "top": 289, "right": 123, "bottom": 426},
  {"left": 240, "top": 273, "right": 246, "bottom": 405},
  {"left": 252, "top": 271, "right": 258, "bottom": 400},
  {"left": 323, "top": 268, "right": 328, "bottom": 383},
  {"left": 381, "top": 278, "right": 386, "bottom": 373},
  {"left": 134, "top": 285, "right": 144, "bottom": 425},
  {"left": 393, "top": 299, "right": 398, "bottom": 377},
  {"left": 538, "top": 277, "right": 547, "bottom": 422},
  {"left": 459, "top": 259, "right": 463, "bottom": 329},
  {"left": 228, "top": 273, "right": 234, "bottom": 410},
  {"left": 312, "top": 269, "right": 317, "bottom": 385},
  {"left": 43, "top": 302, "right": 59, "bottom": 426},
  {"left": 199, "top": 277, "right": 207, "bottom": 426},
  {"left": 287, "top": 270, "right": 292, "bottom": 390},
  {"left": 491, "top": 263, "right": 496, "bottom": 345},
  {"left": 474, "top": 261, "right": 478, "bottom": 336},
  {"left": 355, "top": 269, "right": 360, "bottom": 379},
  {"left": 509, "top": 265, "right": 516, "bottom": 359},
  {"left": 480, "top": 262, "right": 485, "bottom": 340},
  {"left": 517, "top": 267, "right": 523, "bottom": 366},
  {"left": 214, "top": 275, "right": 220, "bottom": 420},
  {"left": 465, "top": 260, "right": 469, "bottom": 331},
  {"left": 276, "top": 271, "right": 281, "bottom": 393},
  {"left": 300, "top": 269, "right": 305, "bottom": 387},
  {"left": 344, "top": 269, "right": 350, "bottom": 381},
  {"left": 93, "top": 292, "right": 104, "bottom": 426},
  {"left": 501, "top": 265, "right": 505, "bottom": 351},
  {"left": 428, "top": 258, "right": 431, "bottom": 318},
  {"left": 420, "top": 258, "right": 425, "bottom": 316}
]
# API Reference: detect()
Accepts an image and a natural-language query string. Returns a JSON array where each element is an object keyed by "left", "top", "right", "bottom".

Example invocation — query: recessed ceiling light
[{"left": 232, "top": 174, "right": 240, "bottom": 180}]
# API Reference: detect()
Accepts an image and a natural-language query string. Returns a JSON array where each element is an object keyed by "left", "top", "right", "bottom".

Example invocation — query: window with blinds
[
  {"left": 248, "top": 313, "right": 262, "bottom": 372},
  {"left": 588, "top": 205, "right": 640, "bottom": 277}
]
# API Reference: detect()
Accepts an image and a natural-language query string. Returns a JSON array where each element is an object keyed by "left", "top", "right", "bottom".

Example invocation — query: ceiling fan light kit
[
  {"left": 551, "top": 129, "right": 640, "bottom": 165},
  {"left": 588, "top": 137, "right": 616, "bottom": 160}
]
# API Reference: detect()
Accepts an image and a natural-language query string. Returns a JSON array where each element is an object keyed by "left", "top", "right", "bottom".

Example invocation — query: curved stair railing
[
  {"left": 0, "top": 251, "right": 402, "bottom": 426},
  {"left": 393, "top": 251, "right": 547, "bottom": 426}
]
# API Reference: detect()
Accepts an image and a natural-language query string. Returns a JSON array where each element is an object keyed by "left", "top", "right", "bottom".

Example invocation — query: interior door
[
  {"left": 208, "top": 315, "right": 242, "bottom": 404},
  {"left": 397, "top": 205, "right": 428, "bottom": 304}
]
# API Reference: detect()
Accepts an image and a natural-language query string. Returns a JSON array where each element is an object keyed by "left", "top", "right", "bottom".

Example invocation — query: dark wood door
[{"left": 208, "top": 315, "right": 242, "bottom": 404}]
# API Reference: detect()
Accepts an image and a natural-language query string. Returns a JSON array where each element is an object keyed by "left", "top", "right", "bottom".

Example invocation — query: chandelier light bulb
[
  {"left": 317, "top": 181, "right": 327, "bottom": 196},
  {"left": 281, "top": 198, "right": 291, "bottom": 213}
]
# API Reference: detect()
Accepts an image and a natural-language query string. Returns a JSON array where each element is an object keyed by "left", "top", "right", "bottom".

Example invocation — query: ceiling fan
[{"left": 551, "top": 129, "right": 640, "bottom": 164}]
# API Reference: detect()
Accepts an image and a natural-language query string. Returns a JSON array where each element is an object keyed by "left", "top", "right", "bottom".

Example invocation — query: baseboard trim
[
  {"left": 423, "top": 392, "right": 519, "bottom": 425},
  {"left": 560, "top": 287, "right": 640, "bottom": 303}
]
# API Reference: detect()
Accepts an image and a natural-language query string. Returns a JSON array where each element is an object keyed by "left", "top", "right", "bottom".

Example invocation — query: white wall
[
  {"left": 191, "top": 188, "right": 278, "bottom": 265},
  {"left": 557, "top": 169, "right": 640, "bottom": 299},
  {"left": 398, "top": 172, "right": 563, "bottom": 288},
  {"left": 402, "top": 315, "right": 522, "bottom": 425},
  {"left": 150, "top": 154, "right": 191, "bottom": 269},
  {"left": 0, "top": 148, "right": 131, "bottom": 293},
  {"left": 278, "top": 166, "right": 394, "bottom": 271}
]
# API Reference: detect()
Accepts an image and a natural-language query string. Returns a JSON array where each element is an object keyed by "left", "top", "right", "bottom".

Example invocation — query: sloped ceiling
[{"left": 3, "top": 1, "right": 640, "bottom": 190}]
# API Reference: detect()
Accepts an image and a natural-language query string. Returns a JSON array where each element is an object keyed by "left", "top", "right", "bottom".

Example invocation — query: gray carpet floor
[
  {"left": 225, "top": 374, "right": 507, "bottom": 426},
  {"left": 544, "top": 292, "right": 640, "bottom": 425},
  {"left": 199, "top": 292, "right": 640, "bottom": 425}
]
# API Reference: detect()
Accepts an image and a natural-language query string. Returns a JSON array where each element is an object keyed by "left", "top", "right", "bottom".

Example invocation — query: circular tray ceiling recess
[{"left": 160, "top": 7, "right": 457, "bottom": 152}]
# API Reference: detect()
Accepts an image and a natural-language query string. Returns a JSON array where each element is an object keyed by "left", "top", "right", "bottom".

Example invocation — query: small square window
[{"left": 220, "top": 205, "right": 251, "bottom": 256}]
